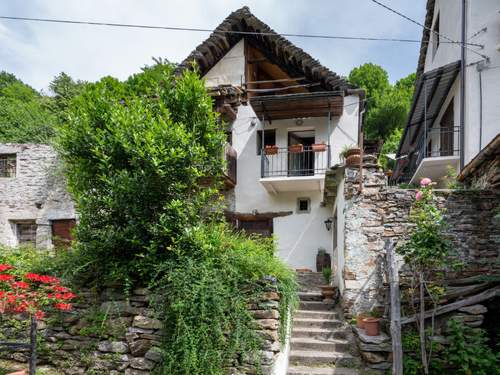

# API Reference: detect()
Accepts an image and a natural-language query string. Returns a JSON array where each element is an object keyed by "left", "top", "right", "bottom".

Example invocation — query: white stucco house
[
  {"left": 180, "top": 7, "right": 364, "bottom": 271},
  {"left": 394, "top": 0, "right": 500, "bottom": 185}
]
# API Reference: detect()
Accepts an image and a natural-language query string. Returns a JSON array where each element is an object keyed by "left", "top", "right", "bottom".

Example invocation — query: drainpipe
[
  {"left": 459, "top": 0, "right": 466, "bottom": 170},
  {"left": 476, "top": 63, "right": 484, "bottom": 151},
  {"left": 346, "top": 88, "right": 366, "bottom": 193}
]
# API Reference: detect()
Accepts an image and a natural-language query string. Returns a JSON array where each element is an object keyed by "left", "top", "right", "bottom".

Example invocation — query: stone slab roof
[{"left": 178, "top": 6, "right": 353, "bottom": 92}]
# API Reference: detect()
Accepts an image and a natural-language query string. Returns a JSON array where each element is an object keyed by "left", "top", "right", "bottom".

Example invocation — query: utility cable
[
  {"left": 369, "top": 0, "right": 489, "bottom": 60},
  {"left": 0, "top": 15, "right": 485, "bottom": 46}
]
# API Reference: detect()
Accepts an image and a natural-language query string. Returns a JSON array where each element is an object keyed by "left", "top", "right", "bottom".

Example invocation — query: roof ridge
[{"left": 178, "top": 7, "right": 354, "bottom": 92}]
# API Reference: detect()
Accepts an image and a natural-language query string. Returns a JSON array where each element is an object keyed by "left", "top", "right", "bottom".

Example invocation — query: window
[
  {"left": 0, "top": 154, "right": 16, "bottom": 178},
  {"left": 52, "top": 219, "right": 76, "bottom": 248},
  {"left": 257, "top": 129, "right": 276, "bottom": 155},
  {"left": 432, "top": 13, "right": 440, "bottom": 58},
  {"left": 16, "top": 221, "right": 37, "bottom": 246},
  {"left": 237, "top": 219, "right": 273, "bottom": 237},
  {"left": 297, "top": 197, "right": 311, "bottom": 213}
]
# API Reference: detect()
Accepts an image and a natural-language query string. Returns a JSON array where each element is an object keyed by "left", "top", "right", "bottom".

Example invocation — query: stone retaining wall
[
  {"left": 0, "top": 284, "right": 283, "bottom": 374},
  {"left": 341, "top": 164, "right": 500, "bottom": 317}
]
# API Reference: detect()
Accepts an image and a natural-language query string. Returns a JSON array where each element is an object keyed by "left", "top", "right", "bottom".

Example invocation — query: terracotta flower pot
[
  {"left": 312, "top": 143, "right": 327, "bottom": 152},
  {"left": 356, "top": 313, "right": 368, "bottom": 328},
  {"left": 320, "top": 285, "right": 336, "bottom": 300},
  {"left": 363, "top": 317, "right": 381, "bottom": 336},
  {"left": 265, "top": 145, "right": 279, "bottom": 155},
  {"left": 288, "top": 144, "right": 304, "bottom": 153},
  {"left": 344, "top": 148, "right": 361, "bottom": 167}
]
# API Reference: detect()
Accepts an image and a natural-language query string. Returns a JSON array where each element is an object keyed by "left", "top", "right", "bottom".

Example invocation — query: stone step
[
  {"left": 287, "top": 366, "right": 359, "bottom": 375},
  {"left": 291, "top": 327, "right": 348, "bottom": 340},
  {"left": 299, "top": 301, "right": 335, "bottom": 311},
  {"left": 295, "top": 310, "right": 340, "bottom": 320},
  {"left": 290, "top": 337, "right": 350, "bottom": 352},
  {"left": 298, "top": 292, "right": 323, "bottom": 301},
  {"left": 289, "top": 350, "right": 360, "bottom": 367},
  {"left": 293, "top": 318, "right": 343, "bottom": 329}
]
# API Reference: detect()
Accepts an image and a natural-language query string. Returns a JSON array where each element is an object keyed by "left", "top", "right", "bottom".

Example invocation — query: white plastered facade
[{"left": 203, "top": 40, "right": 360, "bottom": 271}]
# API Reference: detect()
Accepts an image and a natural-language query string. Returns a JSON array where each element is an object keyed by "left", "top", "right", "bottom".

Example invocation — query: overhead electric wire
[
  {"left": 0, "top": 15, "right": 485, "bottom": 46},
  {"left": 369, "top": 0, "right": 489, "bottom": 60}
]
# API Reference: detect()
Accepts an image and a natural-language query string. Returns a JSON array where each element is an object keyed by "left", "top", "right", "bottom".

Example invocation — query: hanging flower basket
[
  {"left": 312, "top": 143, "right": 327, "bottom": 152},
  {"left": 264, "top": 145, "right": 279, "bottom": 155},
  {"left": 288, "top": 144, "right": 304, "bottom": 153}
]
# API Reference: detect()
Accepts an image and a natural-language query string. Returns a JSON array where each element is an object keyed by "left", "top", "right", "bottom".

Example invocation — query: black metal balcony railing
[
  {"left": 261, "top": 145, "right": 330, "bottom": 178},
  {"left": 397, "top": 126, "right": 460, "bottom": 184}
]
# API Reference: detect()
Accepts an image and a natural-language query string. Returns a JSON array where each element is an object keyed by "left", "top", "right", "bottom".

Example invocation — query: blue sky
[{"left": 0, "top": 0, "right": 426, "bottom": 91}]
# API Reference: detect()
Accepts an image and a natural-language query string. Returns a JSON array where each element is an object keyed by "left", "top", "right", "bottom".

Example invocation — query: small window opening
[
  {"left": 297, "top": 198, "right": 311, "bottom": 213},
  {"left": 0, "top": 154, "right": 16, "bottom": 178},
  {"left": 257, "top": 129, "right": 276, "bottom": 155},
  {"left": 16, "top": 221, "right": 37, "bottom": 246}
]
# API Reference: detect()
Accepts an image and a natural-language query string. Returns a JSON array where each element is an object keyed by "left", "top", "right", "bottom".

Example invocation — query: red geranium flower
[
  {"left": 52, "top": 286, "right": 69, "bottom": 293},
  {"left": 0, "top": 264, "right": 13, "bottom": 273},
  {"left": 12, "top": 281, "right": 29, "bottom": 289},
  {"left": 39, "top": 275, "right": 59, "bottom": 284},
  {"left": 35, "top": 310, "right": 45, "bottom": 320},
  {"left": 0, "top": 274, "right": 14, "bottom": 282},
  {"left": 25, "top": 273, "right": 41, "bottom": 282},
  {"left": 54, "top": 303, "right": 72, "bottom": 311},
  {"left": 61, "top": 292, "right": 76, "bottom": 300}
]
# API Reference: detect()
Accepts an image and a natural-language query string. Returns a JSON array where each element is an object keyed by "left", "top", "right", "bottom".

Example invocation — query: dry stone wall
[
  {"left": 341, "top": 163, "right": 500, "bottom": 317},
  {"left": 0, "top": 284, "right": 283, "bottom": 374}
]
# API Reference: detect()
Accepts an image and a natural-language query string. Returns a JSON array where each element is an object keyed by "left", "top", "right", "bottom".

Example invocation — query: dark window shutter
[{"left": 52, "top": 219, "right": 76, "bottom": 248}]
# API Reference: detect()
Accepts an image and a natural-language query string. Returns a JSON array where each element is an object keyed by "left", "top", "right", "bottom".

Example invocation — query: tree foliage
[
  {"left": 56, "top": 63, "right": 226, "bottom": 283},
  {"left": 0, "top": 71, "right": 57, "bottom": 144},
  {"left": 348, "top": 64, "right": 415, "bottom": 140}
]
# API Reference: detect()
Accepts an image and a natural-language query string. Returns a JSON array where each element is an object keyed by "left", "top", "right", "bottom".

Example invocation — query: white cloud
[{"left": 0, "top": 0, "right": 426, "bottom": 90}]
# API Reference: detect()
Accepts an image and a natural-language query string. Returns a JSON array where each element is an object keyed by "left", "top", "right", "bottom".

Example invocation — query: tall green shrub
[{"left": 56, "top": 63, "right": 226, "bottom": 284}]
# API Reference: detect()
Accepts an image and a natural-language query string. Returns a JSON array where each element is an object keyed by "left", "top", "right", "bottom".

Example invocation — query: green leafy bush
[
  {"left": 56, "top": 62, "right": 226, "bottom": 285},
  {"left": 150, "top": 223, "right": 297, "bottom": 375},
  {"left": 444, "top": 319, "right": 499, "bottom": 375}
]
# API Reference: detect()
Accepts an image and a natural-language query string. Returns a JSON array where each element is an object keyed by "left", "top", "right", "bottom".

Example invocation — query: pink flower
[
  {"left": 420, "top": 177, "right": 432, "bottom": 186},
  {"left": 415, "top": 191, "right": 423, "bottom": 201}
]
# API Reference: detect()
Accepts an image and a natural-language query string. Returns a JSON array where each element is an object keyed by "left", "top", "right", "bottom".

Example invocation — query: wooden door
[{"left": 52, "top": 219, "right": 76, "bottom": 248}]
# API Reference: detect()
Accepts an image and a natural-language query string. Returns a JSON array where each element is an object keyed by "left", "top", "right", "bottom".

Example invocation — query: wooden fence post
[
  {"left": 29, "top": 315, "right": 37, "bottom": 375},
  {"left": 386, "top": 239, "right": 403, "bottom": 375}
]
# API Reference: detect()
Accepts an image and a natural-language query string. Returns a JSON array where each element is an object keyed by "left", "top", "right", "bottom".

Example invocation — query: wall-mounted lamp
[
  {"left": 250, "top": 118, "right": 258, "bottom": 127},
  {"left": 324, "top": 217, "right": 333, "bottom": 231}
]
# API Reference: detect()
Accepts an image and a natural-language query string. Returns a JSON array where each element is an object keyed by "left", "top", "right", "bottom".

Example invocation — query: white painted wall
[
  {"left": 424, "top": 0, "right": 500, "bottom": 165},
  {"left": 332, "top": 178, "right": 346, "bottom": 293},
  {"left": 203, "top": 39, "right": 246, "bottom": 87},
  {"left": 0, "top": 144, "right": 76, "bottom": 248},
  {"left": 202, "top": 41, "right": 360, "bottom": 270}
]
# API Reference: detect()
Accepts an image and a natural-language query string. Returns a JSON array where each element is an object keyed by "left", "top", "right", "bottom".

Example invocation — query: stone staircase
[{"left": 287, "top": 272, "right": 360, "bottom": 375}]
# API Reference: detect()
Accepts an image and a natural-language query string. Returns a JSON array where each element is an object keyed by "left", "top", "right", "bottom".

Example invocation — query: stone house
[{"left": 0, "top": 144, "right": 76, "bottom": 248}]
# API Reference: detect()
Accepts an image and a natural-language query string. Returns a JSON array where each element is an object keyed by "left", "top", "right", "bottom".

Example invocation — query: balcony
[
  {"left": 404, "top": 126, "right": 460, "bottom": 185},
  {"left": 260, "top": 145, "right": 330, "bottom": 193}
]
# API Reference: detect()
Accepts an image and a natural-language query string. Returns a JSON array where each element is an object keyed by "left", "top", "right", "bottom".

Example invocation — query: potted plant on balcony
[
  {"left": 312, "top": 142, "right": 327, "bottom": 152},
  {"left": 264, "top": 145, "right": 279, "bottom": 155},
  {"left": 340, "top": 144, "right": 361, "bottom": 166},
  {"left": 288, "top": 144, "right": 304, "bottom": 153}
]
